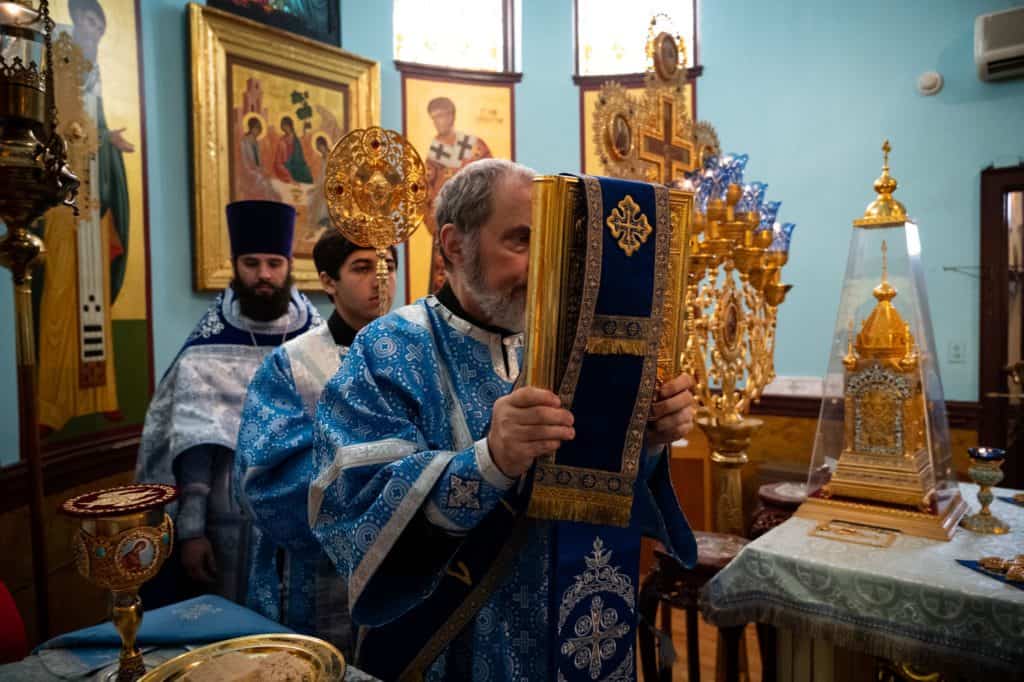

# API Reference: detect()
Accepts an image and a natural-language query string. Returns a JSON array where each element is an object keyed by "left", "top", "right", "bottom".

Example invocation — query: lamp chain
[{"left": 39, "top": 0, "right": 58, "bottom": 135}]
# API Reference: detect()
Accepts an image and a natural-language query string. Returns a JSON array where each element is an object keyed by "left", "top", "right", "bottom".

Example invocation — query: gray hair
[{"left": 434, "top": 158, "right": 535, "bottom": 267}]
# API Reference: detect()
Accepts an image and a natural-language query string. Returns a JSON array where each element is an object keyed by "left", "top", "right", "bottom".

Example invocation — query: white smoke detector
[{"left": 917, "top": 71, "right": 943, "bottom": 96}]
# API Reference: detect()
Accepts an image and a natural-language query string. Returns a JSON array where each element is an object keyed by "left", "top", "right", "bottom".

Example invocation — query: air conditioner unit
[{"left": 975, "top": 6, "right": 1024, "bottom": 81}]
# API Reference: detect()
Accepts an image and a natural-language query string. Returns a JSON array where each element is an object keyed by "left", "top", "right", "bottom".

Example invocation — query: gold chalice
[
  {"left": 60, "top": 484, "right": 177, "bottom": 682},
  {"left": 960, "top": 447, "right": 1010, "bottom": 535}
]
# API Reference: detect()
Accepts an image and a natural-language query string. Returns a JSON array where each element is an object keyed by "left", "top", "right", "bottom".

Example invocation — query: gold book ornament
[
  {"left": 523, "top": 175, "right": 693, "bottom": 526},
  {"left": 524, "top": 176, "right": 693, "bottom": 401}
]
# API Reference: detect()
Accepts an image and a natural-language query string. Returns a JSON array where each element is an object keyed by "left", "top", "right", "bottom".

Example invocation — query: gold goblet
[
  {"left": 60, "top": 484, "right": 177, "bottom": 682},
  {"left": 960, "top": 447, "right": 1010, "bottom": 535}
]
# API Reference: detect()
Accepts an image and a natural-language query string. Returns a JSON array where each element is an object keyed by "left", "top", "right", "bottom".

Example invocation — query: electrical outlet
[{"left": 948, "top": 340, "right": 966, "bottom": 365}]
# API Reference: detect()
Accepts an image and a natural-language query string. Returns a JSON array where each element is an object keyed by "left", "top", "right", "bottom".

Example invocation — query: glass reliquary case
[{"left": 796, "top": 142, "right": 967, "bottom": 540}]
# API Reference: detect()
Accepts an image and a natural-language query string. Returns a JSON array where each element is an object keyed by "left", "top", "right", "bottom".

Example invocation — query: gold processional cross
[{"left": 638, "top": 96, "right": 693, "bottom": 185}]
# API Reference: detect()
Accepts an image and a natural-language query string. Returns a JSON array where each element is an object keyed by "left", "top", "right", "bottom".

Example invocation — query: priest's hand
[
  {"left": 647, "top": 373, "right": 696, "bottom": 446},
  {"left": 109, "top": 128, "right": 135, "bottom": 153},
  {"left": 181, "top": 536, "right": 218, "bottom": 583},
  {"left": 488, "top": 387, "right": 575, "bottom": 478}
]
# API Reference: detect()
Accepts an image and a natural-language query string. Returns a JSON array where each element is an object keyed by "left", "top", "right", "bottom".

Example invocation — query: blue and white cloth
[
  {"left": 136, "top": 287, "right": 320, "bottom": 603},
  {"left": 33, "top": 596, "right": 291, "bottom": 679},
  {"left": 310, "top": 295, "right": 695, "bottom": 680},
  {"left": 235, "top": 321, "right": 351, "bottom": 651},
  {"left": 701, "top": 484, "right": 1024, "bottom": 678}
]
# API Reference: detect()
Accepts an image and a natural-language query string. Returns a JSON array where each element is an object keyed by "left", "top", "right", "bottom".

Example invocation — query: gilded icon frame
[
  {"left": 207, "top": 0, "right": 341, "bottom": 45},
  {"left": 652, "top": 31, "right": 681, "bottom": 81},
  {"left": 188, "top": 3, "right": 380, "bottom": 291},
  {"left": 398, "top": 64, "right": 517, "bottom": 303}
]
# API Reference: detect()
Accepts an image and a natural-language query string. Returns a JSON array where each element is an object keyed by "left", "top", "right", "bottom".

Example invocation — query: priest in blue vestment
[
  {"left": 136, "top": 200, "right": 321, "bottom": 606},
  {"left": 310, "top": 159, "right": 698, "bottom": 680},
  {"left": 234, "top": 231, "right": 397, "bottom": 654}
]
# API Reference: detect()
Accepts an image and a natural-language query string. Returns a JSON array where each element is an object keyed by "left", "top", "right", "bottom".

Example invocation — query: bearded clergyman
[
  {"left": 136, "top": 200, "right": 321, "bottom": 605},
  {"left": 310, "top": 160, "right": 697, "bottom": 680}
]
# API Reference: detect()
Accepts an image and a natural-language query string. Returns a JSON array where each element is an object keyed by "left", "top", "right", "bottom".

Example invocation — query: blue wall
[
  {"left": 2, "top": 0, "right": 1022, "bottom": 462},
  {"left": 517, "top": 1, "right": 580, "bottom": 173},
  {"left": 700, "top": 0, "right": 1024, "bottom": 401}
]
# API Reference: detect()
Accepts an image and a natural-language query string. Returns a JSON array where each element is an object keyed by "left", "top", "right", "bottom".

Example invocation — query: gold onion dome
[
  {"left": 854, "top": 241, "right": 915, "bottom": 365},
  {"left": 853, "top": 140, "right": 908, "bottom": 228}
]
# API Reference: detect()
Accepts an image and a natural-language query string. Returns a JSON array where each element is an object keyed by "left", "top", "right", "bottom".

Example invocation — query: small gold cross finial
[
  {"left": 854, "top": 139, "right": 906, "bottom": 227},
  {"left": 881, "top": 240, "right": 888, "bottom": 281}
]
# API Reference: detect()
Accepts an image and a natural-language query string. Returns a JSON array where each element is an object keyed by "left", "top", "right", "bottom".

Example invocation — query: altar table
[{"left": 701, "top": 483, "right": 1024, "bottom": 680}]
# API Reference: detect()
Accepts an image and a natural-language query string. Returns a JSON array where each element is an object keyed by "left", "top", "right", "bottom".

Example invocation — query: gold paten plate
[{"left": 139, "top": 634, "right": 345, "bottom": 681}]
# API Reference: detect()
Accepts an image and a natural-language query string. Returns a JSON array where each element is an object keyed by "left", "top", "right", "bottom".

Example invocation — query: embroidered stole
[
  {"left": 529, "top": 176, "right": 670, "bottom": 526},
  {"left": 531, "top": 175, "right": 671, "bottom": 681}
]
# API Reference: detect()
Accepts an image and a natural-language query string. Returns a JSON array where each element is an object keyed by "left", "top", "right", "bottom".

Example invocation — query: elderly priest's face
[{"left": 438, "top": 159, "right": 533, "bottom": 332}]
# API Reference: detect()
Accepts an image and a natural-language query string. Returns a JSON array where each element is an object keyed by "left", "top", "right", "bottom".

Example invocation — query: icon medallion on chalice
[{"left": 60, "top": 484, "right": 177, "bottom": 682}]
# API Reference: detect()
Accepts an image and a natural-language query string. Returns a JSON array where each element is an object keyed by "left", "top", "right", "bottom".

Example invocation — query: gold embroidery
[
  {"left": 556, "top": 177, "right": 605, "bottom": 409},
  {"left": 445, "top": 561, "right": 472, "bottom": 587},
  {"left": 587, "top": 314, "right": 652, "bottom": 356},
  {"left": 592, "top": 314, "right": 651, "bottom": 339},
  {"left": 621, "top": 184, "right": 673, "bottom": 478},
  {"left": 606, "top": 195, "right": 652, "bottom": 256},
  {"left": 524, "top": 479, "right": 633, "bottom": 527},
  {"left": 586, "top": 338, "right": 648, "bottom": 356},
  {"left": 529, "top": 182, "right": 672, "bottom": 525}
]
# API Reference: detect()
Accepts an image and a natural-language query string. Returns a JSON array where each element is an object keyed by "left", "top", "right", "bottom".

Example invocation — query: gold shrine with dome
[
  {"left": 795, "top": 141, "right": 967, "bottom": 541},
  {"left": 823, "top": 242, "right": 935, "bottom": 510}
]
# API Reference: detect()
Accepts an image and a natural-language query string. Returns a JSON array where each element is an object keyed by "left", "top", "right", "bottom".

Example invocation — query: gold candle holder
[
  {"left": 683, "top": 180, "right": 792, "bottom": 534},
  {"left": 60, "top": 484, "right": 177, "bottom": 682}
]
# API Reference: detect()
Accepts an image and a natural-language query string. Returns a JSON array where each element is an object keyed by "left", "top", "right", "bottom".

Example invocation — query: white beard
[
  {"left": 464, "top": 248, "right": 527, "bottom": 332},
  {"left": 467, "top": 281, "right": 527, "bottom": 332}
]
